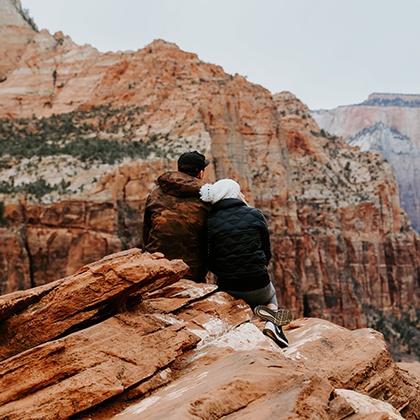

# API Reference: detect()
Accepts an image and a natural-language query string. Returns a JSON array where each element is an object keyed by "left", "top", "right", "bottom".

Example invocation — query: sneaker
[
  {"left": 254, "top": 305, "right": 293, "bottom": 327},
  {"left": 263, "top": 322, "right": 289, "bottom": 348}
]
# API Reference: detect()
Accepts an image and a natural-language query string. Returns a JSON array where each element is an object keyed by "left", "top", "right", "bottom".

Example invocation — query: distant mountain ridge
[
  {"left": 348, "top": 122, "right": 414, "bottom": 154},
  {"left": 360, "top": 93, "right": 420, "bottom": 108},
  {"left": 313, "top": 93, "right": 420, "bottom": 232}
]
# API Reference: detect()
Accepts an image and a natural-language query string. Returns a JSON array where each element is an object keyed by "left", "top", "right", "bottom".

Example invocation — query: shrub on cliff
[
  {"left": 0, "top": 179, "right": 57, "bottom": 200},
  {"left": 0, "top": 107, "right": 164, "bottom": 165},
  {"left": 18, "top": 6, "right": 38, "bottom": 31},
  {"left": 0, "top": 136, "right": 160, "bottom": 164}
]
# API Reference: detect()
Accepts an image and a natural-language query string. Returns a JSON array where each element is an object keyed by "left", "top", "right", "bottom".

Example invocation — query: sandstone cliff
[
  {"left": 0, "top": 250, "right": 418, "bottom": 419},
  {"left": 313, "top": 93, "right": 420, "bottom": 233},
  {"left": 0, "top": 1, "right": 419, "bottom": 359},
  {"left": 0, "top": 0, "right": 37, "bottom": 82}
]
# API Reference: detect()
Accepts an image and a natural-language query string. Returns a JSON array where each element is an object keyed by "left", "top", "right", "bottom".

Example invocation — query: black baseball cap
[{"left": 178, "top": 151, "right": 209, "bottom": 172}]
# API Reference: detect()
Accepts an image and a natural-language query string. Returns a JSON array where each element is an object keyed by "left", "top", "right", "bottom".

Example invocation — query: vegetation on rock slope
[{"left": 0, "top": 106, "right": 167, "bottom": 200}]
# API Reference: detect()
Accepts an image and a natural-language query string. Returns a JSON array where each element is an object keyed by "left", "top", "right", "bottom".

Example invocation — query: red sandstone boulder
[
  {"left": 283, "top": 318, "right": 420, "bottom": 418},
  {"left": 0, "top": 248, "right": 188, "bottom": 361},
  {"left": 0, "top": 253, "right": 418, "bottom": 419}
]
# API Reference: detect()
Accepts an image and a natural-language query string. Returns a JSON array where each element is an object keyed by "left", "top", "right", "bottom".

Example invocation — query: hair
[{"left": 178, "top": 164, "right": 202, "bottom": 177}]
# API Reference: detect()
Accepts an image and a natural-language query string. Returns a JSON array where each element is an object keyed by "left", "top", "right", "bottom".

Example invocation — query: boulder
[
  {"left": 0, "top": 248, "right": 188, "bottom": 361},
  {"left": 0, "top": 251, "right": 419, "bottom": 419},
  {"left": 283, "top": 318, "right": 420, "bottom": 418}
]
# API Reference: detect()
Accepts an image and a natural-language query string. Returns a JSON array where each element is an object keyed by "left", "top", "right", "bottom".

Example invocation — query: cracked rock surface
[{"left": 0, "top": 250, "right": 418, "bottom": 419}]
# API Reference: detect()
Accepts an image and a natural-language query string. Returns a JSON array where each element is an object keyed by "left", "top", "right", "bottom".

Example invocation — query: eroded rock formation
[
  {"left": 273, "top": 92, "right": 420, "bottom": 359},
  {"left": 0, "top": 1, "right": 419, "bottom": 358},
  {"left": 313, "top": 93, "right": 420, "bottom": 233},
  {"left": 0, "top": 0, "right": 37, "bottom": 82},
  {"left": 0, "top": 250, "right": 418, "bottom": 419}
]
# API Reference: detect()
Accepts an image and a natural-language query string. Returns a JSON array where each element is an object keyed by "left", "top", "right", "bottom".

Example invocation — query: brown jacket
[{"left": 143, "top": 171, "right": 209, "bottom": 282}]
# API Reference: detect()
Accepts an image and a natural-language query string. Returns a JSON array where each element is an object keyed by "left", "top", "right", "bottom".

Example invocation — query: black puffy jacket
[{"left": 207, "top": 198, "right": 272, "bottom": 292}]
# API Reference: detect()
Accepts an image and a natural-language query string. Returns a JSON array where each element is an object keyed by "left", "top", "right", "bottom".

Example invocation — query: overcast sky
[{"left": 22, "top": 0, "right": 420, "bottom": 109}]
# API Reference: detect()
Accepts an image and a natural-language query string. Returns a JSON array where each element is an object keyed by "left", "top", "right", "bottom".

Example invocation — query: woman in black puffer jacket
[{"left": 200, "top": 179, "right": 292, "bottom": 348}]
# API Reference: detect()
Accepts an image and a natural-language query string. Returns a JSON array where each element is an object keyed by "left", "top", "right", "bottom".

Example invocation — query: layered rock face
[
  {"left": 313, "top": 93, "right": 420, "bottom": 233},
  {"left": 0, "top": 250, "right": 418, "bottom": 419},
  {"left": 273, "top": 92, "right": 420, "bottom": 359},
  {"left": 0, "top": 1, "right": 419, "bottom": 358},
  {"left": 0, "top": 0, "right": 37, "bottom": 82}
]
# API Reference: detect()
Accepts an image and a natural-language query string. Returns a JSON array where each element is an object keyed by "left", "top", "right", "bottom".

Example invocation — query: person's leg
[
  {"left": 222, "top": 282, "right": 291, "bottom": 348},
  {"left": 254, "top": 284, "right": 292, "bottom": 326},
  {"left": 223, "top": 282, "right": 275, "bottom": 309},
  {"left": 266, "top": 290, "right": 278, "bottom": 310},
  {"left": 254, "top": 283, "right": 291, "bottom": 348}
]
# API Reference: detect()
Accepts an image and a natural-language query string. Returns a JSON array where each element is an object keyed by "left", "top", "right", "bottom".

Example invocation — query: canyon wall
[
  {"left": 313, "top": 93, "right": 420, "bottom": 233},
  {"left": 0, "top": 1, "right": 418, "bottom": 358}
]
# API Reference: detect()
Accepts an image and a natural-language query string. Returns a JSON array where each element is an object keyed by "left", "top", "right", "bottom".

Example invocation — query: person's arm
[
  {"left": 205, "top": 218, "right": 216, "bottom": 274},
  {"left": 142, "top": 195, "right": 152, "bottom": 249},
  {"left": 207, "top": 224, "right": 212, "bottom": 271},
  {"left": 257, "top": 210, "right": 272, "bottom": 264},
  {"left": 261, "top": 225, "right": 272, "bottom": 264}
]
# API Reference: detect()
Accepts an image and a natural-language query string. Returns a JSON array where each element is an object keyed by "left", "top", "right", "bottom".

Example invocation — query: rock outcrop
[
  {"left": 0, "top": 1, "right": 419, "bottom": 359},
  {"left": 0, "top": 0, "right": 37, "bottom": 82},
  {"left": 313, "top": 93, "right": 420, "bottom": 233},
  {"left": 0, "top": 248, "right": 188, "bottom": 360},
  {"left": 0, "top": 250, "right": 418, "bottom": 419},
  {"left": 273, "top": 92, "right": 420, "bottom": 360}
]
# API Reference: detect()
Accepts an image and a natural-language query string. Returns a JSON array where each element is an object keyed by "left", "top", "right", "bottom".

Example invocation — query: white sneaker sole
[{"left": 254, "top": 306, "right": 293, "bottom": 326}]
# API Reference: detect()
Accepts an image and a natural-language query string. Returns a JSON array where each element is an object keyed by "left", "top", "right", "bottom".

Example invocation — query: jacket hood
[{"left": 157, "top": 171, "right": 203, "bottom": 198}]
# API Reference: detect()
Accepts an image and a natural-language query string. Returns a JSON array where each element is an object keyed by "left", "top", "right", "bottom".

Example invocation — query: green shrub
[
  {"left": 0, "top": 179, "right": 57, "bottom": 199},
  {"left": 0, "top": 106, "right": 163, "bottom": 164}
]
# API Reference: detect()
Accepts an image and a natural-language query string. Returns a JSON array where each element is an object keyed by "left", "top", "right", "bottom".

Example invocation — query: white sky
[{"left": 21, "top": 0, "right": 420, "bottom": 109}]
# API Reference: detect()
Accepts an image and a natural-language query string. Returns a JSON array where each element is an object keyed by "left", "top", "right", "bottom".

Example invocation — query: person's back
[
  {"left": 143, "top": 152, "right": 209, "bottom": 282},
  {"left": 207, "top": 198, "right": 271, "bottom": 292},
  {"left": 201, "top": 178, "right": 292, "bottom": 349}
]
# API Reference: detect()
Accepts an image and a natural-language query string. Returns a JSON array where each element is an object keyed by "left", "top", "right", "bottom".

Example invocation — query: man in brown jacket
[{"left": 143, "top": 151, "right": 210, "bottom": 282}]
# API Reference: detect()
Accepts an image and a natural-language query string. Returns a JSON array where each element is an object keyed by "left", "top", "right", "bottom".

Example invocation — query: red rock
[
  {"left": 0, "top": 312, "right": 199, "bottom": 419},
  {"left": 0, "top": 248, "right": 188, "bottom": 361},
  {"left": 330, "top": 389, "right": 404, "bottom": 419},
  {"left": 313, "top": 93, "right": 420, "bottom": 233},
  {"left": 117, "top": 349, "right": 333, "bottom": 420},
  {"left": 0, "top": 0, "right": 37, "bottom": 81},
  {"left": 283, "top": 318, "right": 420, "bottom": 418},
  {"left": 0, "top": 277, "right": 62, "bottom": 321},
  {"left": 398, "top": 362, "right": 420, "bottom": 383},
  {"left": 0, "top": 254, "right": 418, "bottom": 419},
  {"left": 0, "top": 227, "right": 31, "bottom": 294}
]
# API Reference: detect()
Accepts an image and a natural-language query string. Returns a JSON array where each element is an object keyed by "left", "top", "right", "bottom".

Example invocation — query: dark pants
[{"left": 224, "top": 282, "right": 278, "bottom": 309}]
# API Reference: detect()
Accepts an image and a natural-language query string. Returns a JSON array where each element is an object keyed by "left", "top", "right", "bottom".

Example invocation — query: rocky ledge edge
[{"left": 0, "top": 248, "right": 418, "bottom": 419}]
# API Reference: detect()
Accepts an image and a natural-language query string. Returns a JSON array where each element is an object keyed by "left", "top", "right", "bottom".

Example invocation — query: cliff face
[
  {"left": 273, "top": 92, "right": 420, "bottom": 358},
  {"left": 0, "top": 0, "right": 37, "bottom": 81},
  {"left": 0, "top": 2, "right": 419, "bottom": 358},
  {"left": 312, "top": 93, "right": 420, "bottom": 233}
]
